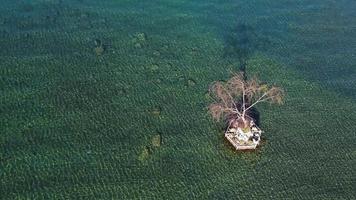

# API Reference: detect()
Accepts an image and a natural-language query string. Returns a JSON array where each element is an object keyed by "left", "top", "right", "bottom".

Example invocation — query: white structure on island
[{"left": 224, "top": 118, "right": 262, "bottom": 150}]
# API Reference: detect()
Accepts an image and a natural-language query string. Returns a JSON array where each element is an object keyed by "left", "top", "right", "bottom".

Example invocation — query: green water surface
[{"left": 1, "top": 0, "right": 356, "bottom": 199}]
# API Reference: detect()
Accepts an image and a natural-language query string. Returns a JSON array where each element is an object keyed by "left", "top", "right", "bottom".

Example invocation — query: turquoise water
[{"left": 1, "top": 0, "right": 356, "bottom": 199}]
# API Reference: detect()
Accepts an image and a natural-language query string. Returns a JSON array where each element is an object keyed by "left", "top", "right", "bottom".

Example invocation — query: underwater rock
[
  {"left": 153, "top": 50, "right": 161, "bottom": 57},
  {"left": 151, "top": 134, "right": 162, "bottom": 147},
  {"left": 94, "top": 46, "right": 105, "bottom": 56},
  {"left": 138, "top": 146, "right": 151, "bottom": 161},
  {"left": 151, "top": 107, "right": 161, "bottom": 116},
  {"left": 135, "top": 32, "right": 146, "bottom": 42},
  {"left": 132, "top": 32, "right": 147, "bottom": 48},
  {"left": 149, "top": 64, "right": 159, "bottom": 71},
  {"left": 187, "top": 79, "right": 197, "bottom": 87},
  {"left": 93, "top": 39, "right": 105, "bottom": 56},
  {"left": 118, "top": 88, "right": 127, "bottom": 95}
]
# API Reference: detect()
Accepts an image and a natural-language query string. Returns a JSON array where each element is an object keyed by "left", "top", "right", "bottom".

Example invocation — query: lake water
[{"left": 1, "top": 0, "right": 355, "bottom": 199}]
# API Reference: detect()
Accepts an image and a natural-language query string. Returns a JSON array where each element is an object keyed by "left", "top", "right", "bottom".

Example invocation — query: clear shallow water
[{"left": 1, "top": 0, "right": 355, "bottom": 199}]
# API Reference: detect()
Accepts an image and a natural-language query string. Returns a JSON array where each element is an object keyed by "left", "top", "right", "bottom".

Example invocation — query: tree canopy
[{"left": 208, "top": 72, "right": 284, "bottom": 127}]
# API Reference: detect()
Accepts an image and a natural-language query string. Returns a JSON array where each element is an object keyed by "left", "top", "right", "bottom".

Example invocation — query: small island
[{"left": 208, "top": 72, "right": 284, "bottom": 150}]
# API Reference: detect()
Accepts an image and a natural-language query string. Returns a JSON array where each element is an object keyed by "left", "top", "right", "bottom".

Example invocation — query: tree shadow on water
[
  {"left": 223, "top": 23, "right": 268, "bottom": 125},
  {"left": 223, "top": 23, "right": 270, "bottom": 76},
  {"left": 248, "top": 106, "right": 260, "bottom": 126}
]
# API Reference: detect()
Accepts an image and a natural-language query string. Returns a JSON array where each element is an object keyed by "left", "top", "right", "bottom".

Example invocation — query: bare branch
[{"left": 207, "top": 72, "right": 284, "bottom": 125}]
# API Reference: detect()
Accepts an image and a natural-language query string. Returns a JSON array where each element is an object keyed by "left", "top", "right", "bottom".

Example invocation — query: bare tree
[{"left": 208, "top": 72, "right": 284, "bottom": 128}]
